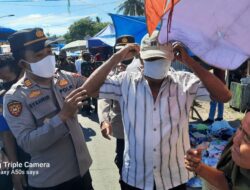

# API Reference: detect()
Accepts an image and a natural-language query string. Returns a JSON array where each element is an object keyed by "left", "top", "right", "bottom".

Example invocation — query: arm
[
  {"left": 185, "top": 149, "right": 230, "bottom": 190},
  {"left": 196, "top": 164, "right": 229, "bottom": 190},
  {"left": 80, "top": 44, "right": 140, "bottom": 97},
  {"left": 98, "top": 99, "right": 111, "bottom": 124},
  {"left": 98, "top": 99, "right": 112, "bottom": 140},
  {"left": 173, "top": 44, "right": 232, "bottom": 102},
  {"left": 2, "top": 131, "right": 18, "bottom": 162}
]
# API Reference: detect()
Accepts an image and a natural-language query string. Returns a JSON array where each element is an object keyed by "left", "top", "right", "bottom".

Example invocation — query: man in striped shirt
[{"left": 80, "top": 31, "right": 232, "bottom": 190}]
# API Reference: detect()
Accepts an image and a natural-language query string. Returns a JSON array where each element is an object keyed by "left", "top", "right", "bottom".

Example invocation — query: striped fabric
[{"left": 99, "top": 70, "right": 209, "bottom": 190}]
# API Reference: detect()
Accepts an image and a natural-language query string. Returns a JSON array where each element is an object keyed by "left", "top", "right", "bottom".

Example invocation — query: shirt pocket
[{"left": 26, "top": 96, "right": 58, "bottom": 126}]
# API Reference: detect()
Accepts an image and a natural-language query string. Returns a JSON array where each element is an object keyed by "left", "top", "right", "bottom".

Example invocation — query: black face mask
[{"left": 121, "top": 59, "right": 133, "bottom": 65}]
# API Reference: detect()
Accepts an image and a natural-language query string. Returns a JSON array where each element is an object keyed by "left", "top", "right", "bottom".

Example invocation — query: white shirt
[
  {"left": 99, "top": 70, "right": 209, "bottom": 190},
  {"left": 74, "top": 58, "right": 83, "bottom": 74}
]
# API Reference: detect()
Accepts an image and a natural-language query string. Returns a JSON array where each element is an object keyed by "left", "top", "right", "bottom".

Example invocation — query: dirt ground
[{"left": 190, "top": 100, "right": 245, "bottom": 127}]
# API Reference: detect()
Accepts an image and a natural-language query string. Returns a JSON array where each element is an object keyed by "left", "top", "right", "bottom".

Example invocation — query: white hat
[{"left": 140, "top": 30, "right": 174, "bottom": 60}]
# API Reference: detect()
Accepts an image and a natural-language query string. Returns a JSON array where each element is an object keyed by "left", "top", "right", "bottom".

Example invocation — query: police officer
[
  {"left": 3, "top": 28, "right": 93, "bottom": 190},
  {"left": 97, "top": 35, "right": 135, "bottom": 187},
  {"left": 0, "top": 54, "right": 30, "bottom": 190}
]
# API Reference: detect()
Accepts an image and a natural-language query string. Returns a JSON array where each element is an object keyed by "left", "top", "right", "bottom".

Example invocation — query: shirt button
[
  {"left": 154, "top": 108, "right": 156, "bottom": 111},
  {"left": 154, "top": 166, "right": 157, "bottom": 169},
  {"left": 153, "top": 148, "right": 156, "bottom": 152},
  {"left": 154, "top": 128, "right": 157, "bottom": 131}
]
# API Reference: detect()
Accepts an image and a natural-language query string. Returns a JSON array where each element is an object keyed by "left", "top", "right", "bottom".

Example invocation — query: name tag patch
[
  {"left": 29, "top": 95, "right": 50, "bottom": 109},
  {"left": 59, "top": 84, "right": 73, "bottom": 94}
]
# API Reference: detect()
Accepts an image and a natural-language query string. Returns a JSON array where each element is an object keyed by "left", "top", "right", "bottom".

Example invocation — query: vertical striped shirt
[{"left": 99, "top": 70, "right": 209, "bottom": 190}]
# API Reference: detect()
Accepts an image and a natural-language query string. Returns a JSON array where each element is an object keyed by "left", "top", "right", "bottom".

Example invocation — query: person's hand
[
  {"left": 58, "top": 89, "right": 88, "bottom": 122},
  {"left": 116, "top": 44, "right": 140, "bottom": 62},
  {"left": 185, "top": 148, "right": 203, "bottom": 173},
  {"left": 12, "top": 174, "right": 27, "bottom": 190},
  {"left": 100, "top": 121, "right": 112, "bottom": 140},
  {"left": 172, "top": 42, "right": 191, "bottom": 64}
]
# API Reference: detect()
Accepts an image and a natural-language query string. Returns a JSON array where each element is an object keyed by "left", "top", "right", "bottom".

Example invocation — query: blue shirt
[{"left": 0, "top": 96, "right": 10, "bottom": 132}]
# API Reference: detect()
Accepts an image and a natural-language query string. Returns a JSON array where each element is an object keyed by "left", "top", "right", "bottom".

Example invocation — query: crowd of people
[{"left": 0, "top": 27, "right": 249, "bottom": 190}]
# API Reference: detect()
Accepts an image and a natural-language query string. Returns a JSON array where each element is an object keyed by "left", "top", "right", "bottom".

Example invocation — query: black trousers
[
  {"left": 120, "top": 181, "right": 186, "bottom": 190},
  {"left": 115, "top": 138, "right": 125, "bottom": 176},
  {"left": 29, "top": 170, "right": 93, "bottom": 190}
]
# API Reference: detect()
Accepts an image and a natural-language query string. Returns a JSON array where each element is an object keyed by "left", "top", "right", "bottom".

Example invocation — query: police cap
[
  {"left": 8, "top": 28, "right": 55, "bottom": 54},
  {"left": 115, "top": 35, "right": 135, "bottom": 50}
]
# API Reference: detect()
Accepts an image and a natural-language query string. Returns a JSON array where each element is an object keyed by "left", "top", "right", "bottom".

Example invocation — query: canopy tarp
[
  {"left": 158, "top": 0, "right": 250, "bottom": 70},
  {"left": 109, "top": 13, "right": 160, "bottom": 44},
  {"left": 0, "top": 26, "right": 16, "bottom": 42},
  {"left": 145, "top": 0, "right": 180, "bottom": 35},
  {"left": 87, "top": 24, "right": 115, "bottom": 48},
  {"left": 61, "top": 40, "right": 86, "bottom": 51}
]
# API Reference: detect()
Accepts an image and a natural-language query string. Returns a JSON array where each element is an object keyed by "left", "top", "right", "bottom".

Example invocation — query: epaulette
[{"left": 0, "top": 89, "right": 6, "bottom": 96}]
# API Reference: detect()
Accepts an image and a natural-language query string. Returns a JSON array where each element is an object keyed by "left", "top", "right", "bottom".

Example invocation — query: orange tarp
[{"left": 145, "top": 0, "right": 180, "bottom": 35}]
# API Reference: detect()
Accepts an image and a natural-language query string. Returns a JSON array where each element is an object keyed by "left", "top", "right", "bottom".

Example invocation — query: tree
[
  {"left": 64, "top": 17, "right": 109, "bottom": 43},
  {"left": 117, "top": 0, "right": 144, "bottom": 16}
]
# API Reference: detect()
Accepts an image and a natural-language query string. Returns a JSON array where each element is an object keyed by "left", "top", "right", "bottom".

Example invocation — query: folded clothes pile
[{"left": 187, "top": 120, "right": 236, "bottom": 188}]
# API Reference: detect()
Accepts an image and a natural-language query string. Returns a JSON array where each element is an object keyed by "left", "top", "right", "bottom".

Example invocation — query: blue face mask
[{"left": 143, "top": 59, "right": 171, "bottom": 79}]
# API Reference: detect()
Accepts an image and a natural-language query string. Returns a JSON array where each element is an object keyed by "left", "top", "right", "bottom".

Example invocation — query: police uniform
[
  {"left": 4, "top": 28, "right": 92, "bottom": 189},
  {"left": 3, "top": 70, "right": 92, "bottom": 188}
]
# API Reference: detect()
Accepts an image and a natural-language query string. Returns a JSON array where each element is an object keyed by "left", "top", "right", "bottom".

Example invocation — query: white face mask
[
  {"left": 27, "top": 55, "right": 56, "bottom": 78},
  {"left": 143, "top": 59, "right": 171, "bottom": 79}
]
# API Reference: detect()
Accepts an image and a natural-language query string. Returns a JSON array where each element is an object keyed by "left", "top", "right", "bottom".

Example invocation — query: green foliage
[
  {"left": 64, "top": 17, "right": 109, "bottom": 43},
  {"left": 117, "top": 0, "right": 144, "bottom": 16}
]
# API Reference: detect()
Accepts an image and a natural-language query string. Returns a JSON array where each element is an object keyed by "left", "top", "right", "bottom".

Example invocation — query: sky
[{"left": 0, "top": 0, "right": 120, "bottom": 35}]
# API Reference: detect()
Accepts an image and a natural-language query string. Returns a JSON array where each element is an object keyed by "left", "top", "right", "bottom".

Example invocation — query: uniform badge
[
  {"left": 122, "top": 37, "right": 128, "bottom": 43},
  {"left": 58, "top": 79, "right": 68, "bottom": 87},
  {"left": 24, "top": 79, "right": 32, "bottom": 88},
  {"left": 7, "top": 101, "right": 22, "bottom": 117},
  {"left": 29, "top": 90, "right": 42, "bottom": 98},
  {"left": 36, "top": 30, "right": 44, "bottom": 38}
]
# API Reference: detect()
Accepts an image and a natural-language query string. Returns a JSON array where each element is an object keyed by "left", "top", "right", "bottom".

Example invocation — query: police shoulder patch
[{"left": 7, "top": 101, "right": 22, "bottom": 117}]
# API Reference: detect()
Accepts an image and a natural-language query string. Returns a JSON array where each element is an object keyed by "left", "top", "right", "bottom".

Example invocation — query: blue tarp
[
  {"left": 0, "top": 26, "right": 16, "bottom": 42},
  {"left": 109, "top": 13, "right": 160, "bottom": 44},
  {"left": 88, "top": 24, "right": 115, "bottom": 48}
]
